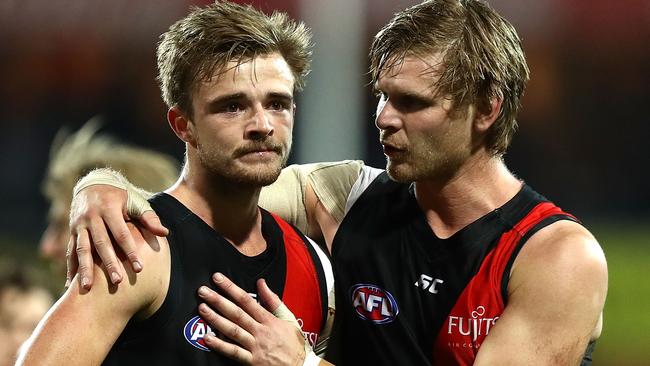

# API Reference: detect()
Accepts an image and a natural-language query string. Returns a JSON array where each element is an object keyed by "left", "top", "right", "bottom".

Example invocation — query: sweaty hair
[
  {"left": 157, "top": 1, "right": 312, "bottom": 116},
  {"left": 369, "top": 0, "right": 530, "bottom": 155}
]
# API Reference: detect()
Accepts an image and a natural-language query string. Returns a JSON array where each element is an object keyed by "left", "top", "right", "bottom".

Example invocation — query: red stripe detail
[
  {"left": 433, "top": 202, "right": 570, "bottom": 365},
  {"left": 269, "top": 213, "right": 324, "bottom": 346}
]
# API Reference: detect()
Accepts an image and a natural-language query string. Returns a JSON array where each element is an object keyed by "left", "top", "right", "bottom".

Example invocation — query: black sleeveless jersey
[
  {"left": 326, "top": 172, "right": 594, "bottom": 365},
  {"left": 103, "top": 193, "right": 329, "bottom": 365}
]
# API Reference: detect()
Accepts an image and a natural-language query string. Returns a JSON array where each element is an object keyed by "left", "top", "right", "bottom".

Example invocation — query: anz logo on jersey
[
  {"left": 183, "top": 315, "right": 213, "bottom": 351},
  {"left": 183, "top": 292, "right": 258, "bottom": 351},
  {"left": 350, "top": 284, "right": 399, "bottom": 324}
]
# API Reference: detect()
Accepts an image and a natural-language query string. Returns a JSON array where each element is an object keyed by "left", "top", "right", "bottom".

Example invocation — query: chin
[
  {"left": 232, "top": 163, "right": 283, "bottom": 186},
  {"left": 385, "top": 161, "right": 414, "bottom": 183}
]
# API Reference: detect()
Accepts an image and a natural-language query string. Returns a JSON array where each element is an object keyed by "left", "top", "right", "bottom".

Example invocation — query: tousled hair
[
  {"left": 370, "top": 0, "right": 530, "bottom": 155},
  {"left": 157, "top": 1, "right": 312, "bottom": 116}
]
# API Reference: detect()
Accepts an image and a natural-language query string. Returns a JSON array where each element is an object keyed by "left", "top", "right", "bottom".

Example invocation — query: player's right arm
[
  {"left": 16, "top": 223, "right": 167, "bottom": 366},
  {"left": 68, "top": 161, "right": 365, "bottom": 288}
]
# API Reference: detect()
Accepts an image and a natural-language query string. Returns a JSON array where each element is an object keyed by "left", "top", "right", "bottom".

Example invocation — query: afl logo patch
[
  {"left": 183, "top": 315, "right": 212, "bottom": 351},
  {"left": 350, "top": 284, "right": 399, "bottom": 324}
]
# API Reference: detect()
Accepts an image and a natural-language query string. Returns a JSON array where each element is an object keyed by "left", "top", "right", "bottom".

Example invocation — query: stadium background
[{"left": 0, "top": 0, "right": 648, "bottom": 364}]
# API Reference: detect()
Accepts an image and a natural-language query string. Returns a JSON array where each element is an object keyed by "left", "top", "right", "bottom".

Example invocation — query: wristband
[
  {"left": 272, "top": 302, "right": 314, "bottom": 357},
  {"left": 302, "top": 350, "right": 322, "bottom": 366}
]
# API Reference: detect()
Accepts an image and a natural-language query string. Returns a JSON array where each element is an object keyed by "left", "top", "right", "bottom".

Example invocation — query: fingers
[
  {"left": 88, "top": 216, "right": 123, "bottom": 285},
  {"left": 74, "top": 229, "right": 94, "bottom": 289},
  {"left": 139, "top": 211, "right": 169, "bottom": 237},
  {"left": 203, "top": 331, "right": 253, "bottom": 365},
  {"left": 103, "top": 210, "right": 142, "bottom": 273},
  {"left": 65, "top": 237, "right": 77, "bottom": 288},
  {"left": 197, "top": 285, "right": 258, "bottom": 333},
  {"left": 211, "top": 273, "right": 275, "bottom": 324},
  {"left": 198, "top": 303, "right": 254, "bottom": 349},
  {"left": 257, "top": 279, "right": 283, "bottom": 313}
]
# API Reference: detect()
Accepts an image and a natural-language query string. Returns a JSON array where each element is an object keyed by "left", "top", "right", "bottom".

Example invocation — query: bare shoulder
[
  {"left": 118, "top": 222, "right": 171, "bottom": 318},
  {"left": 71, "top": 223, "right": 169, "bottom": 315},
  {"left": 474, "top": 220, "right": 608, "bottom": 365},
  {"left": 511, "top": 220, "right": 607, "bottom": 292},
  {"left": 70, "top": 223, "right": 170, "bottom": 317},
  {"left": 16, "top": 226, "right": 170, "bottom": 365},
  {"left": 506, "top": 219, "right": 608, "bottom": 342}
]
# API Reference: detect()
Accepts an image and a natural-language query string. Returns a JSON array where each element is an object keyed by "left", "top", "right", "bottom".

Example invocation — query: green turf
[{"left": 590, "top": 223, "right": 650, "bottom": 365}]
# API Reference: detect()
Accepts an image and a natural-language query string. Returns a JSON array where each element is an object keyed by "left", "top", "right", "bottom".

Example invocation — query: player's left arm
[
  {"left": 474, "top": 220, "right": 608, "bottom": 366},
  {"left": 15, "top": 224, "right": 168, "bottom": 366}
]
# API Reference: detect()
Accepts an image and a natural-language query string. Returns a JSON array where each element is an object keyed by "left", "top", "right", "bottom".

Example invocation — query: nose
[
  {"left": 375, "top": 98, "right": 401, "bottom": 131},
  {"left": 246, "top": 105, "right": 274, "bottom": 140}
]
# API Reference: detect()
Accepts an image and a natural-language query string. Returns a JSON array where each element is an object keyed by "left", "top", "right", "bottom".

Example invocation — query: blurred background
[{"left": 0, "top": 0, "right": 648, "bottom": 364}]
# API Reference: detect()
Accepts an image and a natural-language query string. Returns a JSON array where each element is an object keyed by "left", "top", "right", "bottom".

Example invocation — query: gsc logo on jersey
[
  {"left": 183, "top": 316, "right": 212, "bottom": 351},
  {"left": 350, "top": 284, "right": 399, "bottom": 324}
]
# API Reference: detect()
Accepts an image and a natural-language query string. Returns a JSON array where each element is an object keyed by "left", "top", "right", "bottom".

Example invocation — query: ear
[
  {"left": 167, "top": 106, "right": 197, "bottom": 148},
  {"left": 473, "top": 96, "right": 503, "bottom": 133}
]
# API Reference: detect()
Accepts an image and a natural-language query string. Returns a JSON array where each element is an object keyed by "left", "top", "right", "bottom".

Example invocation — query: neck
[
  {"left": 414, "top": 152, "right": 522, "bottom": 238},
  {"left": 166, "top": 160, "right": 264, "bottom": 252}
]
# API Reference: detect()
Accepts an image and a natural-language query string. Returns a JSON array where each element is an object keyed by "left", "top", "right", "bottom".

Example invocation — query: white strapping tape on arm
[
  {"left": 72, "top": 168, "right": 154, "bottom": 218},
  {"left": 272, "top": 302, "right": 321, "bottom": 365}
]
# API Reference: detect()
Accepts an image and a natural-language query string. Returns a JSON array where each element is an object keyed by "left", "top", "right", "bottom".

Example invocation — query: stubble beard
[
  {"left": 385, "top": 142, "right": 468, "bottom": 184},
  {"left": 197, "top": 142, "right": 290, "bottom": 187}
]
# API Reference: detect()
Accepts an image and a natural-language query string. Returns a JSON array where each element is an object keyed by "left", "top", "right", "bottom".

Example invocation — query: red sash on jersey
[
  {"left": 270, "top": 213, "right": 324, "bottom": 347},
  {"left": 433, "top": 202, "right": 575, "bottom": 365}
]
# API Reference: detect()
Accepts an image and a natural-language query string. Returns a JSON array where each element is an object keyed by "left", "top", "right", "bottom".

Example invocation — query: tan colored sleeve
[
  {"left": 306, "top": 161, "right": 364, "bottom": 223},
  {"left": 258, "top": 160, "right": 364, "bottom": 234}
]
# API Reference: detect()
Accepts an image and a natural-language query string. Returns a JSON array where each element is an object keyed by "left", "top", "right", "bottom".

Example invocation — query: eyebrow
[
  {"left": 374, "top": 85, "right": 432, "bottom": 102},
  {"left": 208, "top": 91, "right": 294, "bottom": 106},
  {"left": 207, "top": 93, "right": 246, "bottom": 107},
  {"left": 397, "top": 89, "right": 430, "bottom": 99},
  {"left": 268, "top": 92, "right": 294, "bottom": 103}
]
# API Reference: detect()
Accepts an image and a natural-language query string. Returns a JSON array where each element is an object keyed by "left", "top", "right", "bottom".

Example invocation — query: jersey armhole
[
  {"left": 343, "top": 166, "right": 383, "bottom": 215},
  {"left": 500, "top": 214, "right": 580, "bottom": 303}
]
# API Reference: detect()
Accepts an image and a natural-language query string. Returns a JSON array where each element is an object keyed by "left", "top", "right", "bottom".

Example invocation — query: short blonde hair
[{"left": 370, "top": 0, "right": 530, "bottom": 155}]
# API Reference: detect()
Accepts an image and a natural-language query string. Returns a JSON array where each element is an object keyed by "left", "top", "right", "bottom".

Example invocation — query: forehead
[
  {"left": 376, "top": 53, "right": 445, "bottom": 95},
  {"left": 196, "top": 53, "right": 295, "bottom": 98}
]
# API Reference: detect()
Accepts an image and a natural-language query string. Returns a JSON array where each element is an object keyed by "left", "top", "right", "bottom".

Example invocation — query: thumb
[
  {"left": 257, "top": 279, "right": 301, "bottom": 329},
  {"left": 257, "top": 278, "right": 283, "bottom": 313},
  {"left": 139, "top": 210, "right": 169, "bottom": 236}
]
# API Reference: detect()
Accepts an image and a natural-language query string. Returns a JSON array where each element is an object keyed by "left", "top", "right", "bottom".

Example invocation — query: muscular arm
[
  {"left": 17, "top": 224, "right": 168, "bottom": 366},
  {"left": 474, "top": 221, "right": 608, "bottom": 365}
]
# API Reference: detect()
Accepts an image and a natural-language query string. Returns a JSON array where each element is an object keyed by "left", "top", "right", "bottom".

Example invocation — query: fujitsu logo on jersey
[
  {"left": 350, "top": 284, "right": 399, "bottom": 324},
  {"left": 296, "top": 318, "right": 319, "bottom": 346},
  {"left": 183, "top": 315, "right": 213, "bottom": 351},
  {"left": 447, "top": 306, "right": 499, "bottom": 343}
]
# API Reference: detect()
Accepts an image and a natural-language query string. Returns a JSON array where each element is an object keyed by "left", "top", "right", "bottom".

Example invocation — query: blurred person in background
[
  {"left": 0, "top": 262, "right": 53, "bottom": 366},
  {"left": 63, "top": 0, "right": 608, "bottom": 365},
  {"left": 39, "top": 118, "right": 179, "bottom": 275},
  {"left": 0, "top": 120, "right": 177, "bottom": 365}
]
